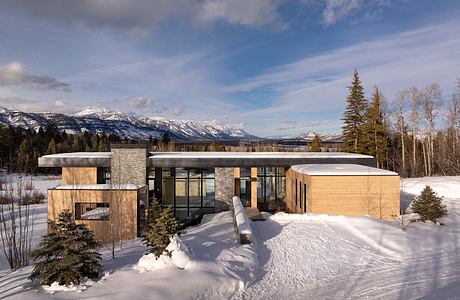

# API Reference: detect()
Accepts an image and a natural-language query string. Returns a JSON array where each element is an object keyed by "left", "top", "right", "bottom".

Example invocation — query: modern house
[{"left": 39, "top": 144, "right": 400, "bottom": 243}]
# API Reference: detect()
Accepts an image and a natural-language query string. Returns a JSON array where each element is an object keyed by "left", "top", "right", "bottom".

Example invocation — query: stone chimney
[{"left": 110, "top": 144, "right": 147, "bottom": 185}]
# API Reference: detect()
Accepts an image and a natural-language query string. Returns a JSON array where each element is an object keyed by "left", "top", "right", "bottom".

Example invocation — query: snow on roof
[
  {"left": 41, "top": 152, "right": 111, "bottom": 159},
  {"left": 40, "top": 151, "right": 373, "bottom": 160},
  {"left": 149, "top": 152, "right": 373, "bottom": 159},
  {"left": 81, "top": 207, "right": 110, "bottom": 220},
  {"left": 291, "top": 164, "right": 398, "bottom": 176},
  {"left": 54, "top": 184, "right": 144, "bottom": 190}
]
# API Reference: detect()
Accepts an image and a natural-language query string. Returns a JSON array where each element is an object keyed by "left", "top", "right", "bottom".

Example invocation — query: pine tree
[
  {"left": 309, "top": 135, "right": 322, "bottom": 152},
  {"left": 411, "top": 185, "right": 447, "bottom": 223},
  {"left": 46, "top": 139, "right": 56, "bottom": 155},
  {"left": 362, "top": 87, "right": 389, "bottom": 168},
  {"left": 143, "top": 203, "right": 180, "bottom": 257},
  {"left": 18, "top": 139, "right": 31, "bottom": 173},
  {"left": 161, "top": 132, "right": 171, "bottom": 144},
  {"left": 29, "top": 210, "right": 102, "bottom": 285},
  {"left": 342, "top": 69, "right": 368, "bottom": 153}
]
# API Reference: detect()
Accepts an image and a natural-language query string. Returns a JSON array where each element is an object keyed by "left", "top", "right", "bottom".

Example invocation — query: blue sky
[{"left": 0, "top": 0, "right": 459, "bottom": 137}]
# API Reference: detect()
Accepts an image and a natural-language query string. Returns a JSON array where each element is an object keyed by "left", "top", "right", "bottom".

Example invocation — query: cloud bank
[{"left": 0, "top": 62, "right": 70, "bottom": 92}]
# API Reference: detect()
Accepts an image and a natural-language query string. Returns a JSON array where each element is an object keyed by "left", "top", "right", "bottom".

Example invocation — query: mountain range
[
  {"left": 292, "top": 131, "right": 343, "bottom": 143},
  {"left": 0, "top": 106, "right": 258, "bottom": 140},
  {"left": 0, "top": 106, "right": 343, "bottom": 142}
]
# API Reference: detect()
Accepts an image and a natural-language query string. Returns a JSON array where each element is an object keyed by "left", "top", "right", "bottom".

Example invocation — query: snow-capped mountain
[
  {"left": 0, "top": 106, "right": 258, "bottom": 140},
  {"left": 293, "top": 131, "right": 343, "bottom": 143}
]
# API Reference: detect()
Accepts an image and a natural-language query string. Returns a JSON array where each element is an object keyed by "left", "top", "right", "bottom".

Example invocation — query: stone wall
[
  {"left": 215, "top": 167, "right": 235, "bottom": 212},
  {"left": 110, "top": 145, "right": 147, "bottom": 186}
]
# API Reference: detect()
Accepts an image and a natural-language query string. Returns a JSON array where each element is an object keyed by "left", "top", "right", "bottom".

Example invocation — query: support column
[
  {"left": 215, "top": 167, "right": 235, "bottom": 212},
  {"left": 251, "top": 167, "right": 258, "bottom": 208}
]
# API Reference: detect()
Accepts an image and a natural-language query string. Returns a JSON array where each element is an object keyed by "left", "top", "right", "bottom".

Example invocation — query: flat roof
[
  {"left": 39, "top": 152, "right": 111, "bottom": 167},
  {"left": 147, "top": 152, "right": 375, "bottom": 168},
  {"left": 148, "top": 152, "right": 373, "bottom": 159},
  {"left": 291, "top": 164, "right": 398, "bottom": 176},
  {"left": 39, "top": 151, "right": 376, "bottom": 168},
  {"left": 54, "top": 184, "right": 144, "bottom": 190}
]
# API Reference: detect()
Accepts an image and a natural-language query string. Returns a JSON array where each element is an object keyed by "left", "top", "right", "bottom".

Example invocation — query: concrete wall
[
  {"left": 48, "top": 188, "right": 139, "bottom": 244},
  {"left": 286, "top": 169, "right": 400, "bottom": 220},
  {"left": 215, "top": 167, "right": 235, "bottom": 211},
  {"left": 110, "top": 146, "right": 147, "bottom": 185}
]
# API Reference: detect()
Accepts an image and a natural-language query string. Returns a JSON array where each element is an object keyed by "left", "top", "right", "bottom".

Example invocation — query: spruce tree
[
  {"left": 411, "top": 185, "right": 447, "bottom": 222},
  {"left": 309, "top": 134, "right": 322, "bottom": 152},
  {"left": 362, "top": 87, "right": 389, "bottom": 168},
  {"left": 46, "top": 139, "right": 56, "bottom": 155},
  {"left": 29, "top": 210, "right": 102, "bottom": 285},
  {"left": 342, "top": 69, "right": 368, "bottom": 153},
  {"left": 143, "top": 203, "right": 181, "bottom": 257}
]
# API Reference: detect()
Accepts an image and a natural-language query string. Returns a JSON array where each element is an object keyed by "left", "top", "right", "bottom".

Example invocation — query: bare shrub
[
  {"left": 0, "top": 176, "right": 35, "bottom": 269},
  {"left": 0, "top": 172, "right": 6, "bottom": 191},
  {"left": 32, "top": 190, "right": 45, "bottom": 204},
  {"left": 24, "top": 178, "right": 35, "bottom": 191}
]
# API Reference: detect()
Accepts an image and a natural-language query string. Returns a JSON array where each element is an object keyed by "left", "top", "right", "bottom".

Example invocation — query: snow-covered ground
[
  {"left": 0, "top": 178, "right": 257, "bottom": 300},
  {"left": 0, "top": 175, "right": 459, "bottom": 299},
  {"left": 0, "top": 174, "right": 60, "bottom": 271},
  {"left": 233, "top": 176, "right": 460, "bottom": 300}
]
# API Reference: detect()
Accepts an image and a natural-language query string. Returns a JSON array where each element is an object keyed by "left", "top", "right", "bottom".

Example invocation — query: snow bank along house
[{"left": 39, "top": 144, "right": 400, "bottom": 243}]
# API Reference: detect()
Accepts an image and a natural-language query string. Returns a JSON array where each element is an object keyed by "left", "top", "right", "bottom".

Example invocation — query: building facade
[{"left": 39, "top": 144, "right": 400, "bottom": 243}]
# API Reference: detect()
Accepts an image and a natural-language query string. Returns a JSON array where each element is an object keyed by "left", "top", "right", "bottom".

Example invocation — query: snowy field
[{"left": 0, "top": 175, "right": 459, "bottom": 299}]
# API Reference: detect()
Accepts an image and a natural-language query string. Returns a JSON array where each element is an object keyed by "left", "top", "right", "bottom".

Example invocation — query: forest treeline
[
  {"left": 1, "top": 70, "right": 459, "bottom": 178},
  {"left": 0, "top": 125, "right": 125, "bottom": 174},
  {"left": 341, "top": 70, "right": 460, "bottom": 177}
]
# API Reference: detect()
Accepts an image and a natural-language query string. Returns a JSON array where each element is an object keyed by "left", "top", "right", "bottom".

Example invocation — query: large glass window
[
  {"left": 151, "top": 167, "right": 215, "bottom": 219},
  {"left": 97, "top": 167, "right": 111, "bottom": 184},
  {"left": 257, "top": 167, "right": 286, "bottom": 211},
  {"left": 240, "top": 167, "right": 251, "bottom": 207}
]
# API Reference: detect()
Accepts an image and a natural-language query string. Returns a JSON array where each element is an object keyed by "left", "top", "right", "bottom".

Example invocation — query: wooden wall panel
[
  {"left": 251, "top": 167, "right": 258, "bottom": 208},
  {"left": 48, "top": 188, "right": 138, "bottom": 244},
  {"left": 62, "top": 167, "right": 98, "bottom": 185},
  {"left": 286, "top": 169, "right": 400, "bottom": 220},
  {"left": 310, "top": 176, "right": 400, "bottom": 220}
]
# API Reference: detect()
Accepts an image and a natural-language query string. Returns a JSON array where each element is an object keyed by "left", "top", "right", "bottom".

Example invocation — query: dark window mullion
[
  {"left": 201, "top": 171, "right": 204, "bottom": 208},
  {"left": 173, "top": 168, "right": 176, "bottom": 216},
  {"left": 187, "top": 170, "right": 190, "bottom": 217}
]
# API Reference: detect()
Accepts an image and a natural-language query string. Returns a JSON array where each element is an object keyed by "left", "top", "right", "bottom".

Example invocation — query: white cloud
[
  {"left": 277, "top": 120, "right": 330, "bottom": 130},
  {"left": 0, "top": 61, "right": 70, "bottom": 91},
  {"left": 3, "top": 0, "right": 288, "bottom": 32},
  {"left": 199, "top": 0, "right": 288, "bottom": 31},
  {"left": 170, "top": 105, "right": 186, "bottom": 116},
  {"left": 55, "top": 99, "right": 66, "bottom": 107},
  {"left": 0, "top": 96, "right": 80, "bottom": 113},
  {"left": 227, "top": 20, "right": 460, "bottom": 120},
  {"left": 127, "top": 96, "right": 155, "bottom": 110},
  {"left": 322, "top": 0, "right": 362, "bottom": 26}
]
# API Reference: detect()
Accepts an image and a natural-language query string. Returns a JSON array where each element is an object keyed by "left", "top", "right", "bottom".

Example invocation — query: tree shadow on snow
[
  {"left": 248, "top": 218, "right": 283, "bottom": 286},
  {"left": 0, "top": 268, "right": 38, "bottom": 299}
]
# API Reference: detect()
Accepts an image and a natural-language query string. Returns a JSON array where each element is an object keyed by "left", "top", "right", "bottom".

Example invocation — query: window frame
[{"left": 75, "top": 202, "right": 110, "bottom": 221}]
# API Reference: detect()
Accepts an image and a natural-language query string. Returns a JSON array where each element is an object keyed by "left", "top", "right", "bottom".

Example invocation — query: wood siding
[
  {"left": 251, "top": 167, "right": 258, "bottom": 208},
  {"left": 286, "top": 169, "right": 400, "bottom": 220},
  {"left": 48, "top": 188, "right": 138, "bottom": 244},
  {"left": 62, "top": 167, "right": 97, "bottom": 185}
]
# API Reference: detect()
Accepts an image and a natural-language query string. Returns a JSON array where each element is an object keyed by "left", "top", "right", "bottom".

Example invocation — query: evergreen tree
[
  {"left": 411, "top": 185, "right": 447, "bottom": 223},
  {"left": 309, "top": 135, "right": 322, "bottom": 152},
  {"left": 342, "top": 69, "right": 368, "bottom": 153},
  {"left": 362, "top": 87, "right": 389, "bottom": 168},
  {"left": 161, "top": 132, "right": 171, "bottom": 144},
  {"left": 18, "top": 139, "right": 31, "bottom": 172},
  {"left": 46, "top": 139, "right": 56, "bottom": 155},
  {"left": 143, "top": 203, "right": 180, "bottom": 257},
  {"left": 29, "top": 210, "right": 102, "bottom": 285}
]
